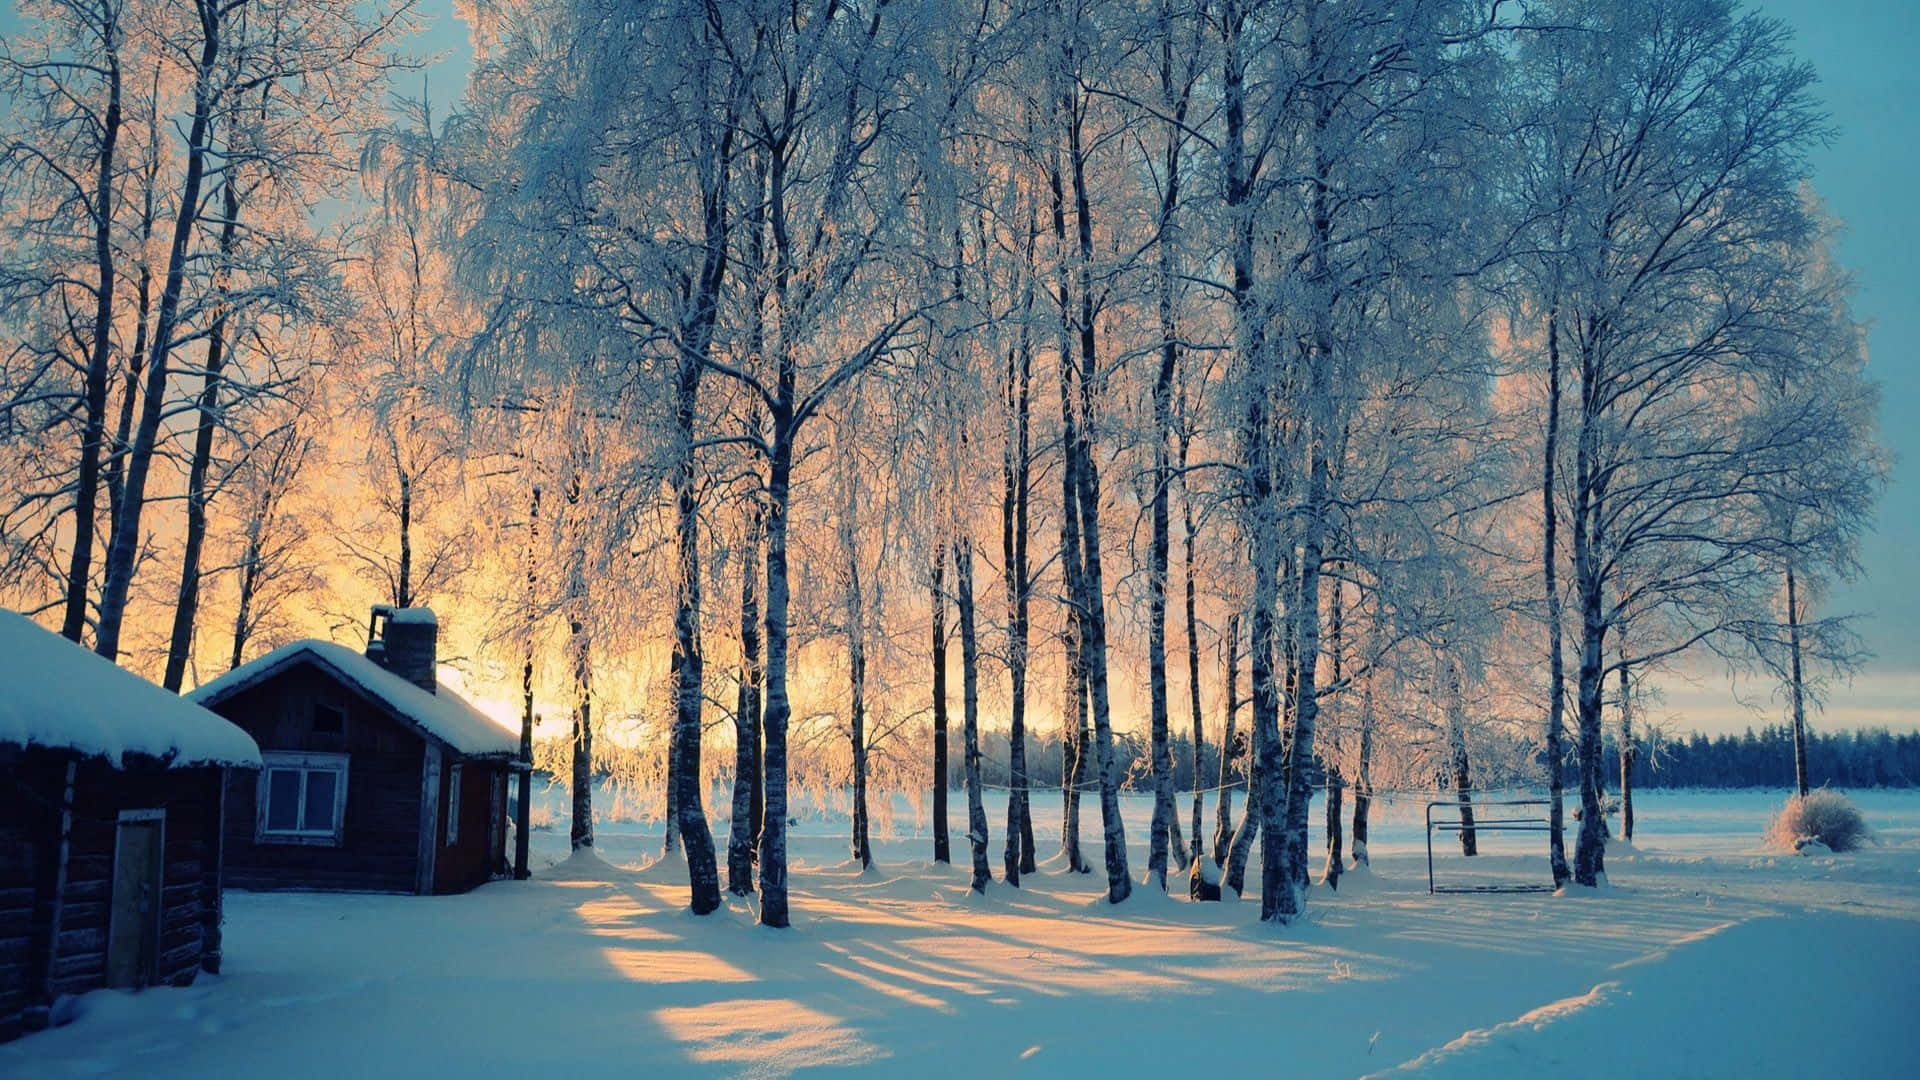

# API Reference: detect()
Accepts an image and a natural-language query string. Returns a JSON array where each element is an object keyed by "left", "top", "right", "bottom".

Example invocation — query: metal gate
[{"left": 1425, "top": 799, "right": 1556, "bottom": 894}]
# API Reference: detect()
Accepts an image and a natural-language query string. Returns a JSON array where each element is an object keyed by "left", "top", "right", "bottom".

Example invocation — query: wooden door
[{"left": 107, "top": 810, "right": 164, "bottom": 989}]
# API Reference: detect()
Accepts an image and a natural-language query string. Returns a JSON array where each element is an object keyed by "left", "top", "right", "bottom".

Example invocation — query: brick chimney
[{"left": 366, "top": 604, "right": 438, "bottom": 694}]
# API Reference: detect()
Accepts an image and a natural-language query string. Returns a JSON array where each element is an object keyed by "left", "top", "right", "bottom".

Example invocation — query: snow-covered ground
[{"left": 7, "top": 788, "right": 1919, "bottom": 1078}]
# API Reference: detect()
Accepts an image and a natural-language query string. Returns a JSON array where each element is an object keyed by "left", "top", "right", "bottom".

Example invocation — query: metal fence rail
[{"left": 1425, "top": 799, "right": 1557, "bottom": 895}]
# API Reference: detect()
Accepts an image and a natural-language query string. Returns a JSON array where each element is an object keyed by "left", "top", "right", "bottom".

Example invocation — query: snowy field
[{"left": 7, "top": 787, "right": 1920, "bottom": 1078}]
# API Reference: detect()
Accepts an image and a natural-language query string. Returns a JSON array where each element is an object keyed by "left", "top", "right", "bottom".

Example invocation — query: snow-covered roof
[
  {"left": 188, "top": 638, "right": 518, "bottom": 758},
  {"left": 0, "top": 610, "right": 262, "bottom": 769},
  {"left": 387, "top": 607, "right": 438, "bottom": 626}
]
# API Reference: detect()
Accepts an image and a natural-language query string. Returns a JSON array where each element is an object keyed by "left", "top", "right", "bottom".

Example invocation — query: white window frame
[
  {"left": 445, "top": 763, "right": 462, "bottom": 846},
  {"left": 256, "top": 751, "right": 349, "bottom": 846}
]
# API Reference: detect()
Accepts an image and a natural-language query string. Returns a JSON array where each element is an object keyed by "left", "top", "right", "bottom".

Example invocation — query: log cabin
[
  {"left": 188, "top": 606, "right": 522, "bottom": 896},
  {"left": 0, "top": 611, "right": 262, "bottom": 1044}
]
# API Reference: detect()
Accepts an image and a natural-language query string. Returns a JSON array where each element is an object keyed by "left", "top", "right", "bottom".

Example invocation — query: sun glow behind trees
[{"left": 0, "top": 0, "right": 1887, "bottom": 921}]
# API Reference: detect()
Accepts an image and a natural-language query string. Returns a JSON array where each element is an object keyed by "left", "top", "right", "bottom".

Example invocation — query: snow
[
  {"left": 6, "top": 788, "right": 1919, "bottom": 1077},
  {"left": 1366, "top": 913, "right": 1919, "bottom": 1078},
  {"left": 0, "top": 610, "right": 261, "bottom": 769},
  {"left": 385, "top": 607, "right": 437, "bottom": 626},
  {"left": 188, "top": 639, "right": 516, "bottom": 758}
]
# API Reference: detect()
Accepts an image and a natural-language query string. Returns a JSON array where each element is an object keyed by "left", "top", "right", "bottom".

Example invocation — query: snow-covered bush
[{"left": 1765, "top": 790, "right": 1870, "bottom": 853}]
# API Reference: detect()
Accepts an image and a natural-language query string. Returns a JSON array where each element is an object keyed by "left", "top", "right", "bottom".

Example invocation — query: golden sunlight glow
[
  {"left": 601, "top": 948, "right": 756, "bottom": 984},
  {"left": 652, "top": 999, "right": 884, "bottom": 1071}
]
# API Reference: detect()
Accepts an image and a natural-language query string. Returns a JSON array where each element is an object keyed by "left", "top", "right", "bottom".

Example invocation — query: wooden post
[{"left": 201, "top": 768, "right": 226, "bottom": 973}]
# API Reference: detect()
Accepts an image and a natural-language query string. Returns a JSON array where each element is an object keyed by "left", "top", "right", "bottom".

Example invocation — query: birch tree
[
  {"left": 726, "top": 499, "right": 764, "bottom": 893},
  {"left": 716, "top": 0, "right": 979, "bottom": 927},
  {"left": 0, "top": 0, "right": 126, "bottom": 642},
  {"left": 1140, "top": 0, "right": 1204, "bottom": 892},
  {"left": 1522, "top": 0, "right": 1833, "bottom": 885},
  {"left": 1038, "top": 0, "right": 1134, "bottom": 903},
  {"left": 1734, "top": 225, "right": 1882, "bottom": 798},
  {"left": 223, "top": 408, "right": 317, "bottom": 666},
  {"left": 93, "top": 0, "right": 411, "bottom": 662}
]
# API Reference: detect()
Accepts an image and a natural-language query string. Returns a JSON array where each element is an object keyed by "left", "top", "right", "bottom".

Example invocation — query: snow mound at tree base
[
  {"left": 1118, "top": 874, "right": 1184, "bottom": 907},
  {"left": 1321, "top": 860, "right": 1385, "bottom": 896},
  {"left": 630, "top": 848, "right": 690, "bottom": 883},
  {"left": 1552, "top": 873, "right": 1609, "bottom": 897},
  {"left": 1187, "top": 854, "right": 1223, "bottom": 900},
  {"left": 540, "top": 847, "right": 622, "bottom": 881}
]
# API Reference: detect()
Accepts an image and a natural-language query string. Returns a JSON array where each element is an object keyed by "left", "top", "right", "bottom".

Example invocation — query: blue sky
[{"left": 1736, "top": 0, "right": 1920, "bottom": 732}]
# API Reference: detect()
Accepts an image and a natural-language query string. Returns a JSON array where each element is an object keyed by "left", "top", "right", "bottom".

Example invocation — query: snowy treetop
[
  {"left": 190, "top": 638, "right": 517, "bottom": 757},
  {"left": 0, "top": 610, "right": 262, "bottom": 769}
]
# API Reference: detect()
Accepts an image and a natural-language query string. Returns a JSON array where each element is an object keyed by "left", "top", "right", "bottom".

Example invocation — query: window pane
[
  {"left": 304, "top": 770, "right": 338, "bottom": 833},
  {"left": 266, "top": 770, "right": 301, "bottom": 831}
]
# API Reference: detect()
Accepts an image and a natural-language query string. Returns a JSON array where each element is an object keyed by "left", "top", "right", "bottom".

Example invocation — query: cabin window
[
  {"left": 446, "top": 764, "right": 462, "bottom": 846},
  {"left": 257, "top": 752, "right": 349, "bottom": 845},
  {"left": 313, "top": 703, "right": 346, "bottom": 734}
]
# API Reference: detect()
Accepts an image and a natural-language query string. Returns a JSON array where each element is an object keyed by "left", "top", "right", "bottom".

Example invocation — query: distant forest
[
  {"left": 542, "top": 724, "right": 1920, "bottom": 806},
  {"left": 1606, "top": 726, "right": 1919, "bottom": 790},
  {"left": 996, "top": 726, "right": 1920, "bottom": 794}
]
